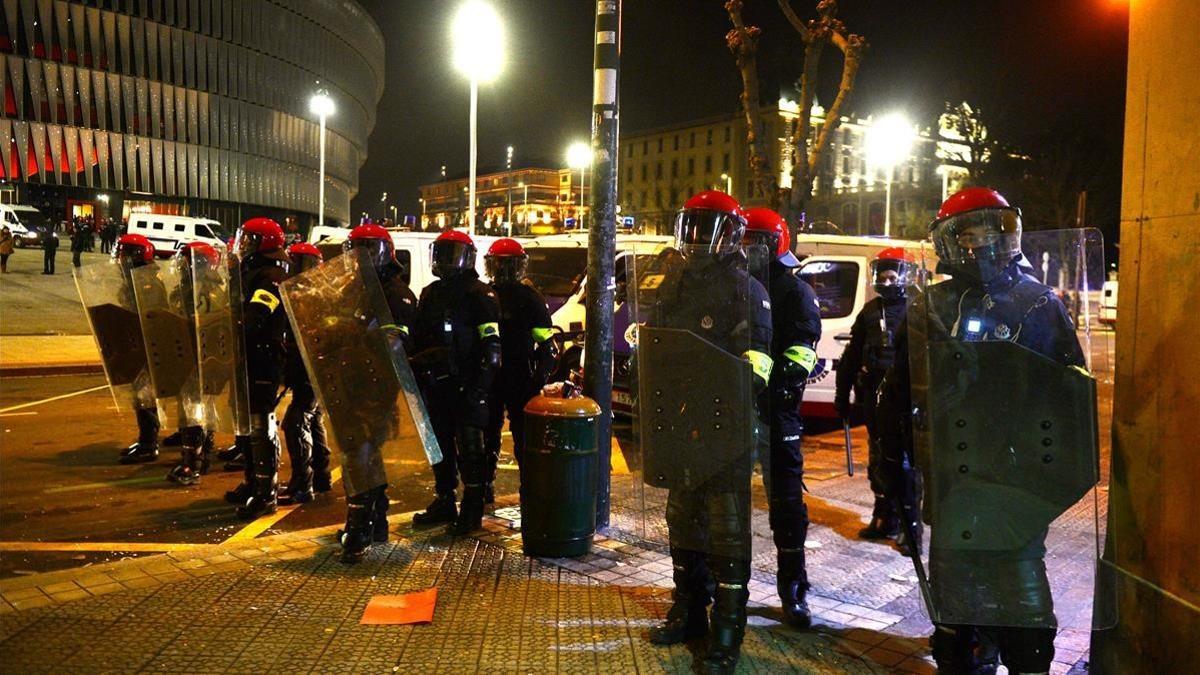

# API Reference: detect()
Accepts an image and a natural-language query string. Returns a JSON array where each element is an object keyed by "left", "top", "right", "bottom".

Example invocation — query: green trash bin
[{"left": 520, "top": 393, "right": 601, "bottom": 557}]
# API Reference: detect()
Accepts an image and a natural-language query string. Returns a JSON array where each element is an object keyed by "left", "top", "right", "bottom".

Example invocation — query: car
[
  {"left": 127, "top": 213, "right": 230, "bottom": 257},
  {"left": 0, "top": 204, "right": 54, "bottom": 247}
]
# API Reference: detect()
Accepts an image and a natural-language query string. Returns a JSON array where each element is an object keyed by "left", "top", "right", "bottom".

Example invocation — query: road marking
[
  {"left": 223, "top": 466, "right": 343, "bottom": 544},
  {"left": 0, "top": 411, "right": 38, "bottom": 417},
  {"left": 0, "top": 541, "right": 215, "bottom": 553},
  {"left": 0, "top": 384, "right": 108, "bottom": 414},
  {"left": 43, "top": 475, "right": 165, "bottom": 494}
]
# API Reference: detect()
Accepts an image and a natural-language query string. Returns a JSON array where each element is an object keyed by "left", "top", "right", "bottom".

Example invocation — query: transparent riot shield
[
  {"left": 132, "top": 260, "right": 204, "bottom": 431},
  {"left": 74, "top": 260, "right": 153, "bottom": 411},
  {"left": 193, "top": 248, "right": 250, "bottom": 435},
  {"left": 279, "top": 248, "right": 442, "bottom": 497},
  {"left": 619, "top": 244, "right": 766, "bottom": 565},
  {"left": 906, "top": 227, "right": 1111, "bottom": 630}
]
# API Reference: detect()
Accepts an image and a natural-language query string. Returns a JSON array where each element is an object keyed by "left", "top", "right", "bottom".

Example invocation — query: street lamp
[
  {"left": 720, "top": 172, "right": 733, "bottom": 196},
  {"left": 567, "top": 141, "right": 591, "bottom": 228},
  {"left": 452, "top": 1, "right": 505, "bottom": 236},
  {"left": 309, "top": 91, "right": 335, "bottom": 227},
  {"left": 866, "top": 112, "right": 916, "bottom": 237},
  {"left": 380, "top": 191, "right": 388, "bottom": 223},
  {"left": 506, "top": 145, "right": 514, "bottom": 235}
]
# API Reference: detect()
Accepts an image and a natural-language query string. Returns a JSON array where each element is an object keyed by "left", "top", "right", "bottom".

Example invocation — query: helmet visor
[
  {"left": 870, "top": 258, "right": 915, "bottom": 288},
  {"left": 235, "top": 230, "right": 269, "bottom": 259},
  {"left": 290, "top": 254, "right": 321, "bottom": 276},
  {"left": 674, "top": 209, "right": 744, "bottom": 255},
  {"left": 931, "top": 208, "right": 1022, "bottom": 265},
  {"left": 345, "top": 238, "right": 392, "bottom": 271},
  {"left": 114, "top": 243, "right": 149, "bottom": 269},
  {"left": 431, "top": 240, "right": 475, "bottom": 277},
  {"left": 485, "top": 254, "right": 527, "bottom": 283}
]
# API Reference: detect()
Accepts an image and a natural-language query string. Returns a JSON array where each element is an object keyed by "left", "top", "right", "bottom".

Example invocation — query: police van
[
  {"left": 791, "top": 234, "right": 935, "bottom": 418},
  {"left": 0, "top": 203, "right": 55, "bottom": 246},
  {"left": 307, "top": 225, "right": 500, "bottom": 294},
  {"left": 127, "top": 214, "right": 230, "bottom": 257}
]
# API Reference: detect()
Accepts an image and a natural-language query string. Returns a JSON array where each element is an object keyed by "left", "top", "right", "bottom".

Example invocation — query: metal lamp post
[
  {"left": 452, "top": 2, "right": 504, "bottom": 236},
  {"left": 309, "top": 91, "right": 335, "bottom": 227},
  {"left": 720, "top": 172, "right": 733, "bottom": 196},
  {"left": 567, "top": 142, "right": 591, "bottom": 228}
]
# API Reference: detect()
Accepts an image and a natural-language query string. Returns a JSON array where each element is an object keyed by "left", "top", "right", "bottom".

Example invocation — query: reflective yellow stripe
[
  {"left": 380, "top": 323, "right": 409, "bottom": 335},
  {"left": 477, "top": 322, "right": 499, "bottom": 339},
  {"left": 744, "top": 350, "right": 773, "bottom": 384},
  {"left": 249, "top": 288, "right": 280, "bottom": 313},
  {"left": 784, "top": 345, "right": 818, "bottom": 372},
  {"left": 531, "top": 326, "right": 554, "bottom": 343}
]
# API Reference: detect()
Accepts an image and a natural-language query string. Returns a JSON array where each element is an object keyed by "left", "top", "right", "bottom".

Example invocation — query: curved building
[{"left": 0, "top": 0, "right": 383, "bottom": 228}]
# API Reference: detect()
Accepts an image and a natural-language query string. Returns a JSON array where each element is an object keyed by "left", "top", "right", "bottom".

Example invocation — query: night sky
[{"left": 351, "top": 0, "right": 1129, "bottom": 223}]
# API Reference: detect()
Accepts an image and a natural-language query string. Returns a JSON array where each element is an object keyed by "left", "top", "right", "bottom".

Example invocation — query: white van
[
  {"left": 127, "top": 214, "right": 230, "bottom": 257},
  {"left": 0, "top": 204, "right": 55, "bottom": 246},
  {"left": 792, "top": 234, "right": 935, "bottom": 418},
  {"left": 1100, "top": 279, "right": 1117, "bottom": 327},
  {"left": 308, "top": 226, "right": 500, "bottom": 295}
]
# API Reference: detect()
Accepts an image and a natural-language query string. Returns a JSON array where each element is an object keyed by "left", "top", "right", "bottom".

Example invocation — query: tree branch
[{"left": 725, "top": 0, "right": 779, "bottom": 207}]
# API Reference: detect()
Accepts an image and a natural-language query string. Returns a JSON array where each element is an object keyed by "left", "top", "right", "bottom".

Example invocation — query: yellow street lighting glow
[
  {"left": 309, "top": 92, "right": 335, "bottom": 117},
  {"left": 867, "top": 112, "right": 916, "bottom": 169},
  {"left": 566, "top": 142, "right": 591, "bottom": 169},
  {"left": 452, "top": 2, "right": 504, "bottom": 83}
]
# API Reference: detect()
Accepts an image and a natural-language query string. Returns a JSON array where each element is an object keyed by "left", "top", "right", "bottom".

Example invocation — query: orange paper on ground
[{"left": 359, "top": 587, "right": 439, "bottom": 625}]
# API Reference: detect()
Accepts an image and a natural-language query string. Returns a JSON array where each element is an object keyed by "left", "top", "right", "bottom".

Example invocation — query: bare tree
[{"left": 725, "top": 0, "right": 866, "bottom": 221}]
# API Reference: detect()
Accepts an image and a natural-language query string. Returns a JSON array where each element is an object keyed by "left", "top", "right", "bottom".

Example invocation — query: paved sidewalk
[
  {"left": 0, "top": 334, "right": 101, "bottom": 376},
  {"left": 0, "top": 458, "right": 1097, "bottom": 674}
]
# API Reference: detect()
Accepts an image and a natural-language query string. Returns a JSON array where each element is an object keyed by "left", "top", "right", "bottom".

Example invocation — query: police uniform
[
  {"left": 835, "top": 293, "right": 908, "bottom": 536},
  {"left": 236, "top": 260, "right": 289, "bottom": 519},
  {"left": 760, "top": 259, "right": 821, "bottom": 623},
  {"left": 878, "top": 261, "right": 1085, "bottom": 673},
  {"left": 411, "top": 268, "right": 501, "bottom": 531},
  {"left": 484, "top": 279, "right": 554, "bottom": 483},
  {"left": 650, "top": 253, "right": 772, "bottom": 670}
]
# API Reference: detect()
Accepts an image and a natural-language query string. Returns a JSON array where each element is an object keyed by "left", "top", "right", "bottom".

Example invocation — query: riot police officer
[
  {"left": 410, "top": 230, "right": 501, "bottom": 535},
  {"left": 878, "top": 187, "right": 1088, "bottom": 674},
  {"left": 482, "top": 238, "right": 557, "bottom": 501},
  {"left": 336, "top": 224, "right": 419, "bottom": 562},
  {"left": 834, "top": 247, "right": 916, "bottom": 548},
  {"left": 165, "top": 242, "right": 221, "bottom": 486},
  {"left": 114, "top": 234, "right": 161, "bottom": 465},
  {"left": 277, "top": 242, "right": 331, "bottom": 505},
  {"left": 231, "top": 218, "right": 291, "bottom": 520},
  {"left": 647, "top": 191, "right": 772, "bottom": 674},
  {"left": 741, "top": 207, "right": 821, "bottom": 629}
]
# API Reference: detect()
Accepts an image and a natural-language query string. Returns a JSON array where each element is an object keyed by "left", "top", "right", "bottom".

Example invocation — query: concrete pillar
[{"left": 1090, "top": 0, "right": 1200, "bottom": 671}]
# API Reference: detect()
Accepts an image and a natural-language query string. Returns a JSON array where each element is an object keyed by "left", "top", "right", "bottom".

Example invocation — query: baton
[{"left": 842, "top": 418, "right": 854, "bottom": 476}]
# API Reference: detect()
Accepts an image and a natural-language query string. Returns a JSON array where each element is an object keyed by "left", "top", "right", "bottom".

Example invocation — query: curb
[{"left": 0, "top": 363, "right": 105, "bottom": 377}]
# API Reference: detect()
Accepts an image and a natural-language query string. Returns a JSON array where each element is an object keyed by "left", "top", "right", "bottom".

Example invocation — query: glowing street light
[
  {"left": 567, "top": 142, "right": 591, "bottom": 228},
  {"left": 720, "top": 172, "right": 733, "bottom": 196},
  {"left": 867, "top": 112, "right": 916, "bottom": 237},
  {"left": 309, "top": 91, "right": 335, "bottom": 227},
  {"left": 452, "top": 1, "right": 505, "bottom": 235}
]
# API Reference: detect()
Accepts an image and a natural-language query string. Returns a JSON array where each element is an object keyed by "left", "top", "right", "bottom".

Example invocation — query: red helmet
[
  {"left": 287, "top": 242, "right": 323, "bottom": 275},
  {"left": 431, "top": 230, "right": 477, "bottom": 278},
  {"left": 345, "top": 223, "right": 394, "bottom": 270},
  {"left": 871, "top": 247, "right": 917, "bottom": 297},
  {"left": 929, "top": 187, "right": 1022, "bottom": 275},
  {"left": 485, "top": 238, "right": 528, "bottom": 283},
  {"left": 674, "top": 190, "right": 746, "bottom": 256},
  {"left": 742, "top": 207, "right": 800, "bottom": 267},
  {"left": 235, "top": 217, "right": 285, "bottom": 258},
  {"left": 175, "top": 241, "right": 220, "bottom": 268},
  {"left": 114, "top": 233, "right": 155, "bottom": 267}
]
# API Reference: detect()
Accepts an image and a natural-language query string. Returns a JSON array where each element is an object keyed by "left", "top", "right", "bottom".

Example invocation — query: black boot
[
  {"left": 412, "top": 493, "right": 457, "bottom": 526},
  {"left": 167, "top": 428, "right": 205, "bottom": 486},
  {"left": 451, "top": 485, "right": 485, "bottom": 535},
  {"left": 119, "top": 408, "right": 160, "bottom": 464},
  {"left": 897, "top": 520, "right": 924, "bottom": 557},
  {"left": 483, "top": 482, "right": 495, "bottom": 505},
  {"left": 859, "top": 495, "right": 900, "bottom": 539},
  {"left": 372, "top": 486, "right": 390, "bottom": 542},
  {"left": 225, "top": 456, "right": 255, "bottom": 504},
  {"left": 217, "top": 443, "right": 242, "bottom": 463},
  {"left": 451, "top": 426, "right": 487, "bottom": 535},
  {"left": 312, "top": 471, "right": 333, "bottom": 493},
  {"left": 648, "top": 549, "right": 710, "bottom": 645},
  {"left": 777, "top": 548, "right": 812, "bottom": 629},
  {"left": 236, "top": 432, "right": 279, "bottom": 520},
  {"left": 339, "top": 493, "right": 375, "bottom": 564},
  {"left": 702, "top": 580, "right": 750, "bottom": 674},
  {"left": 199, "top": 431, "right": 213, "bottom": 475},
  {"left": 162, "top": 430, "right": 183, "bottom": 446}
]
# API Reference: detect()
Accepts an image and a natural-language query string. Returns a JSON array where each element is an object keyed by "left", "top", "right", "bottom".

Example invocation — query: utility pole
[
  {"left": 506, "top": 145, "right": 514, "bottom": 236},
  {"left": 585, "top": 0, "right": 620, "bottom": 528}
]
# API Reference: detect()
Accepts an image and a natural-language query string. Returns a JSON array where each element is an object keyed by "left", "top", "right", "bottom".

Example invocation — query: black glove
[{"left": 834, "top": 394, "right": 851, "bottom": 420}]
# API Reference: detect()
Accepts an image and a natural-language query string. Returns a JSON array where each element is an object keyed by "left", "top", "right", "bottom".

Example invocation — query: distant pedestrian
[
  {"left": 42, "top": 228, "right": 59, "bottom": 274},
  {"left": 71, "top": 227, "right": 86, "bottom": 267},
  {"left": 0, "top": 225, "right": 14, "bottom": 273}
]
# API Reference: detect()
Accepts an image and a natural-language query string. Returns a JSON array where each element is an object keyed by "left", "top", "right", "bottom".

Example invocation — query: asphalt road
[{"left": 0, "top": 329, "right": 1114, "bottom": 579}]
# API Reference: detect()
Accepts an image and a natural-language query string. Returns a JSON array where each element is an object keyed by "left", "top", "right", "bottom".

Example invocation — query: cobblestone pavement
[{"left": 0, "top": 444, "right": 1098, "bottom": 674}]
